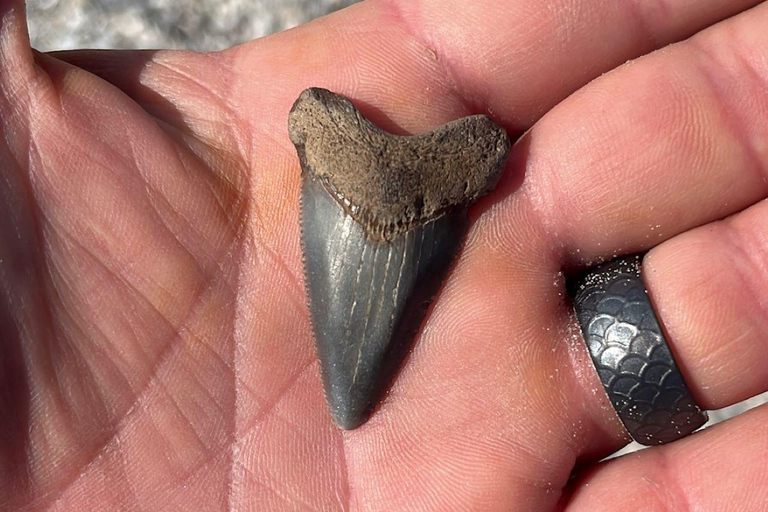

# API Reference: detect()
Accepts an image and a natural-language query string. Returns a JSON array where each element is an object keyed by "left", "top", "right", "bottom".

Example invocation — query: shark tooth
[{"left": 289, "top": 88, "right": 511, "bottom": 429}]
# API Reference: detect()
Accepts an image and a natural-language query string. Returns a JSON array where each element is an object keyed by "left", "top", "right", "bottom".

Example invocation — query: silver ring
[{"left": 571, "top": 255, "right": 708, "bottom": 445}]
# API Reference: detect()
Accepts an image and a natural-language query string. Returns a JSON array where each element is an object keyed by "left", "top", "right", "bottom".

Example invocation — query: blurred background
[
  {"left": 26, "top": 0, "right": 767, "bottom": 456},
  {"left": 28, "top": 0, "right": 362, "bottom": 51}
]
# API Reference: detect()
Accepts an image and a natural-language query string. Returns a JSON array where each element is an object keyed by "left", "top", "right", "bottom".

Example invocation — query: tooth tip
[
  {"left": 321, "top": 359, "right": 380, "bottom": 430},
  {"left": 329, "top": 401, "right": 371, "bottom": 430}
]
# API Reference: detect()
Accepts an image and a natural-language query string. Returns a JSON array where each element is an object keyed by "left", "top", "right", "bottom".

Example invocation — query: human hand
[{"left": 1, "top": 0, "right": 767, "bottom": 510}]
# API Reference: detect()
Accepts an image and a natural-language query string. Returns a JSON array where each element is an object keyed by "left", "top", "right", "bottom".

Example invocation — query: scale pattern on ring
[{"left": 573, "top": 256, "right": 708, "bottom": 445}]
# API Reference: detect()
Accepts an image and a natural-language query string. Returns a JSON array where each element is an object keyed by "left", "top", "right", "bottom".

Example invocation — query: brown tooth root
[
  {"left": 290, "top": 88, "right": 511, "bottom": 429},
  {"left": 289, "top": 87, "right": 511, "bottom": 242}
]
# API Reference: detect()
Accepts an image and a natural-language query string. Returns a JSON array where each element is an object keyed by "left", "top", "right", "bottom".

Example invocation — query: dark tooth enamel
[
  {"left": 289, "top": 88, "right": 510, "bottom": 429},
  {"left": 301, "top": 177, "right": 467, "bottom": 429}
]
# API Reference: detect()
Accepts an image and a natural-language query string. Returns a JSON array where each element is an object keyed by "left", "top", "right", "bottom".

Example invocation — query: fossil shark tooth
[{"left": 289, "top": 88, "right": 511, "bottom": 430}]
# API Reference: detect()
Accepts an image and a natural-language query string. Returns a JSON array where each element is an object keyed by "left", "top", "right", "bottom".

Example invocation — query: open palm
[{"left": 1, "top": 0, "right": 767, "bottom": 510}]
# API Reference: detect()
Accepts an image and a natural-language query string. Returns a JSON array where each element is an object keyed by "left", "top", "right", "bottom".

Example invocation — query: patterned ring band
[{"left": 571, "top": 255, "right": 708, "bottom": 445}]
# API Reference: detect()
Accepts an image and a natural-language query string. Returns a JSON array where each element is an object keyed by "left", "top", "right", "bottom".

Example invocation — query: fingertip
[{"left": 1, "top": 0, "right": 34, "bottom": 89}]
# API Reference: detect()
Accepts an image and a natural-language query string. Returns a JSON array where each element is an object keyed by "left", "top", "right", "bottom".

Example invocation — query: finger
[
  {"left": 511, "top": 2, "right": 768, "bottom": 457},
  {"left": 0, "top": 0, "right": 31, "bottom": 68},
  {"left": 222, "top": 0, "right": 768, "bottom": 161},
  {"left": 388, "top": 0, "right": 764, "bottom": 128},
  {"left": 643, "top": 197, "right": 768, "bottom": 409},
  {"left": 1, "top": 0, "right": 35, "bottom": 112},
  {"left": 55, "top": 0, "right": 764, "bottom": 137},
  {"left": 425, "top": 0, "right": 768, "bottom": 476},
  {"left": 546, "top": 199, "right": 768, "bottom": 471},
  {"left": 564, "top": 405, "right": 768, "bottom": 511},
  {"left": 518, "top": 2, "right": 768, "bottom": 262}
]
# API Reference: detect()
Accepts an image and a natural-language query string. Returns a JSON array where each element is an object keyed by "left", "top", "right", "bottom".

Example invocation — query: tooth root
[{"left": 302, "top": 176, "right": 467, "bottom": 429}]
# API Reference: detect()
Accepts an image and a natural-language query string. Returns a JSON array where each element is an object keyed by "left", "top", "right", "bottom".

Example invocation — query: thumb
[{"left": 0, "top": 0, "right": 34, "bottom": 85}]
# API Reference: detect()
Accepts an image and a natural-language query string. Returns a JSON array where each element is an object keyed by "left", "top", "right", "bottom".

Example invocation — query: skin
[{"left": 0, "top": 0, "right": 767, "bottom": 510}]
